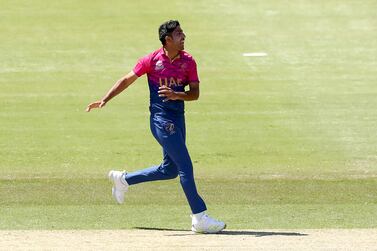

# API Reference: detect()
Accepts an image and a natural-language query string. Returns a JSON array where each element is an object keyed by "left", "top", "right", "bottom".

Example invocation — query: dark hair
[{"left": 159, "top": 20, "right": 180, "bottom": 45}]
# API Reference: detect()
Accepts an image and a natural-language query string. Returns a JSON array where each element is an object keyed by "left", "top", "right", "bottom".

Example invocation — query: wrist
[{"left": 172, "top": 91, "right": 180, "bottom": 100}]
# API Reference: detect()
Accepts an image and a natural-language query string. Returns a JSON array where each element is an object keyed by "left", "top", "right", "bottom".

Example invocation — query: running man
[{"left": 86, "top": 20, "right": 226, "bottom": 233}]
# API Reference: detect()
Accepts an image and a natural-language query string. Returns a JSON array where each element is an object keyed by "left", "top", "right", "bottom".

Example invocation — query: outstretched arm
[
  {"left": 86, "top": 71, "right": 138, "bottom": 112},
  {"left": 158, "top": 82, "right": 199, "bottom": 102}
]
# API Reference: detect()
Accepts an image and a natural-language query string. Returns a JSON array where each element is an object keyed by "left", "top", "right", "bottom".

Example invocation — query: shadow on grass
[{"left": 133, "top": 227, "right": 308, "bottom": 237}]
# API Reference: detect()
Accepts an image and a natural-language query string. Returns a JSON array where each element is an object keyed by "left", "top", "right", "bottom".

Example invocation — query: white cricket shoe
[
  {"left": 191, "top": 214, "right": 226, "bottom": 234},
  {"left": 108, "top": 170, "right": 129, "bottom": 204}
]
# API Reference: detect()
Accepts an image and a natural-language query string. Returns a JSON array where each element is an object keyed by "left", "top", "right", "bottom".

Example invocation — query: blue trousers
[{"left": 125, "top": 114, "right": 207, "bottom": 214}]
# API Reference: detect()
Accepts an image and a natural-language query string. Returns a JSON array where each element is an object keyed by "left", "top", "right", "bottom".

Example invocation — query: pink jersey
[{"left": 133, "top": 47, "right": 199, "bottom": 115}]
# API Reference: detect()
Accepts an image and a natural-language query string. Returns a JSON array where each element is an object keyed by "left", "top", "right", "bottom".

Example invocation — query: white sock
[{"left": 192, "top": 211, "right": 206, "bottom": 224}]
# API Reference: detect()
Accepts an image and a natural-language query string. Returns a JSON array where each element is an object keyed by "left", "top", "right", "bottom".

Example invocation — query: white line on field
[{"left": 243, "top": 52, "right": 267, "bottom": 57}]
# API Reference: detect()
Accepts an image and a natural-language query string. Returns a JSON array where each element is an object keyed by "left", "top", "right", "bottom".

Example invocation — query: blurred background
[{"left": 1, "top": 0, "right": 376, "bottom": 229}]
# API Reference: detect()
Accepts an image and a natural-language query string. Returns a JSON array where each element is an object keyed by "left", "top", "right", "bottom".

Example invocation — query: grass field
[{"left": 1, "top": 0, "right": 377, "bottom": 230}]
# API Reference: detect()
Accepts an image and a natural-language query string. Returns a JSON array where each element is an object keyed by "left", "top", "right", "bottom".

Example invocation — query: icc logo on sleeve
[{"left": 155, "top": 60, "right": 164, "bottom": 71}]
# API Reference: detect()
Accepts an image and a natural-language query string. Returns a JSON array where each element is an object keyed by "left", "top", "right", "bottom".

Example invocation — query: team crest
[
  {"left": 164, "top": 122, "right": 175, "bottom": 135},
  {"left": 155, "top": 60, "right": 164, "bottom": 71}
]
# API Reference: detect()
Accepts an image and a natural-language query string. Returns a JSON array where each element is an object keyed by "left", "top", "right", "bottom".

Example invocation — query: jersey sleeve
[
  {"left": 133, "top": 55, "right": 151, "bottom": 77},
  {"left": 188, "top": 58, "right": 200, "bottom": 83}
]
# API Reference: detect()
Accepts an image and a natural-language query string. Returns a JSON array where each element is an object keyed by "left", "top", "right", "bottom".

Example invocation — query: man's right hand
[{"left": 86, "top": 100, "right": 106, "bottom": 112}]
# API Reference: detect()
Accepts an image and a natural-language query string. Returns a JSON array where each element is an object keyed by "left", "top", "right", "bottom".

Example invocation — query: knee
[
  {"left": 179, "top": 171, "right": 194, "bottom": 185},
  {"left": 166, "top": 170, "right": 179, "bottom": 179},
  {"left": 159, "top": 165, "right": 179, "bottom": 179},
  {"left": 167, "top": 167, "right": 178, "bottom": 179}
]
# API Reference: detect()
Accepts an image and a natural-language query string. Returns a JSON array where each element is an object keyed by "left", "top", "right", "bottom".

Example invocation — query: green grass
[
  {"left": 1, "top": 177, "right": 377, "bottom": 229},
  {"left": 1, "top": 0, "right": 377, "bottom": 229}
]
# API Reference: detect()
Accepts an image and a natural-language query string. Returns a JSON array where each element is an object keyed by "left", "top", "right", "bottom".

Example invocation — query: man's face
[{"left": 169, "top": 26, "right": 186, "bottom": 51}]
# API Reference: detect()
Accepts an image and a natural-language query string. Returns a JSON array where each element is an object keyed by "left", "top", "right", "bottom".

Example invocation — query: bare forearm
[
  {"left": 158, "top": 82, "right": 200, "bottom": 102},
  {"left": 100, "top": 71, "right": 138, "bottom": 103},
  {"left": 174, "top": 89, "right": 199, "bottom": 101},
  {"left": 102, "top": 77, "right": 129, "bottom": 103},
  {"left": 86, "top": 71, "right": 137, "bottom": 112}
]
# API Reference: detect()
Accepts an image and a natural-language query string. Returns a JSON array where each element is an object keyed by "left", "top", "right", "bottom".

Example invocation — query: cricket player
[{"left": 86, "top": 20, "right": 226, "bottom": 233}]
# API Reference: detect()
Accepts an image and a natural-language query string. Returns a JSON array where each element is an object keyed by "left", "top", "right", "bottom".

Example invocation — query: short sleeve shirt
[{"left": 133, "top": 47, "right": 199, "bottom": 116}]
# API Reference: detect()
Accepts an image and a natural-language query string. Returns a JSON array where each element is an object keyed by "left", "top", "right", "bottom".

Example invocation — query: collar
[{"left": 160, "top": 47, "right": 181, "bottom": 62}]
